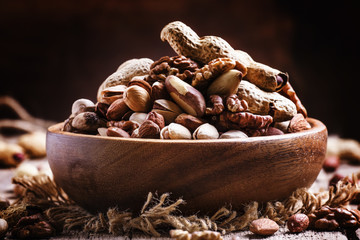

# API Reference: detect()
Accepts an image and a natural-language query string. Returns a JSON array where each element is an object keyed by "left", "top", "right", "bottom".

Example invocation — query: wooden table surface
[{"left": 1, "top": 158, "right": 360, "bottom": 239}]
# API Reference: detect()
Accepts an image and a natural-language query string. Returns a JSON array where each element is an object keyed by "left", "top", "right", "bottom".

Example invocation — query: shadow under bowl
[{"left": 46, "top": 118, "right": 327, "bottom": 214}]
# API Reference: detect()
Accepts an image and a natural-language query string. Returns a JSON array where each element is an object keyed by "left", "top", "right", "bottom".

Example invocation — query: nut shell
[
  {"left": 193, "top": 123, "right": 219, "bottom": 139},
  {"left": 123, "top": 85, "right": 152, "bottom": 112},
  {"left": 207, "top": 69, "right": 242, "bottom": 97},
  {"left": 160, "top": 123, "right": 191, "bottom": 139},
  {"left": 152, "top": 99, "right": 183, "bottom": 124}
]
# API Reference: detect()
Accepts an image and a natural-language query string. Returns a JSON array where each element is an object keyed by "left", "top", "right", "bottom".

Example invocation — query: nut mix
[{"left": 63, "top": 21, "right": 309, "bottom": 139}]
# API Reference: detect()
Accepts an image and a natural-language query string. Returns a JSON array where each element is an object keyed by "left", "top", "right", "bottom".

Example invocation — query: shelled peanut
[{"left": 62, "top": 21, "right": 310, "bottom": 140}]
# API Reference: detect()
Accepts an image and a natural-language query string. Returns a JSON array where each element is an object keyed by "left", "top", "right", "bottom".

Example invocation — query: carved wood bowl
[{"left": 47, "top": 118, "right": 327, "bottom": 214}]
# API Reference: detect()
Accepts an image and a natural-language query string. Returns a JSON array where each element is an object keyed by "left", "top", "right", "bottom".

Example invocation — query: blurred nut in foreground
[
  {"left": 249, "top": 218, "right": 279, "bottom": 236},
  {"left": 0, "top": 218, "right": 8, "bottom": 238},
  {"left": 287, "top": 213, "right": 309, "bottom": 233},
  {"left": 322, "top": 156, "right": 340, "bottom": 172}
]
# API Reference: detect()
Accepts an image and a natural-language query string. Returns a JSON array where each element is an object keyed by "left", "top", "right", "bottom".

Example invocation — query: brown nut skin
[
  {"left": 165, "top": 75, "right": 206, "bottom": 117},
  {"left": 106, "top": 98, "right": 130, "bottom": 121},
  {"left": 249, "top": 218, "right": 279, "bottom": 236},
  {"left": 0, "top": 196, "right": 10, "bottom": 210},
  {"left": 106, "top": 127, "right": 131, "bottom": 138},
  {"left": 174, "top": 113, "right": 206, "bottom": 132},
  {"left": 137, "top": 120, "right": 161, "bottom": 139},
  {"left": 323, "top": 156, "right": 340, "bottom": 172},
  {"left": 152, "top": 81, "right": 171, "bottom": 100},
  {"left": 287, "top": 213, "right": 310, "bottom": 233},
  {"left": 146, "top": 111, "right": 165, "bottom": 130}
]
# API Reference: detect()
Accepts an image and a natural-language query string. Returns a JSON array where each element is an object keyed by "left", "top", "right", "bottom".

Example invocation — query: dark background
[{"left": 1, "top": 0, "right": 359, "bottom": 140}]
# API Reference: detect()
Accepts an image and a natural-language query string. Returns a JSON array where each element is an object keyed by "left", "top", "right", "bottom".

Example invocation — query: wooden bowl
[{"left": 47, "top": 118, "right": 327, "bottom": 214}]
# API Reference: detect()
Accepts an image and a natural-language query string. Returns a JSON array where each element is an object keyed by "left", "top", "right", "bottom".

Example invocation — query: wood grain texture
[{"left": 46, "top": 118, "right": 327, "bottom": 214}]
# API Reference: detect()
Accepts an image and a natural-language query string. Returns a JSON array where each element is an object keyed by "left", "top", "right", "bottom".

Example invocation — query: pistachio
[
  {"left": 207, "top": 69, "right": 242, "bottom": 97},
  {"left": 193, "top": 123, "right": 219, "bottom": 139},
  {"left": 152, "top": 99, "right": 183, "bottom": 124},
  {"left": 72, "top": 112, "right": 107, "bottom": 133},
  {"left": 123, "top": 85, "right": 152, "bottom": 112},
  {"left": 219, "top": 130, "right": 248, "bottom": 139},
  {"left": 106, "top": 98, "right": 130, "bottom": 121},
  {"left": 160, "top": 123, "right": 192, "bottom": 139},
  {"left": 71, "top": 98, "right": 95, "bottom": 117},
  {"left": 129, "top": 112, "right": 148, "bottom": 125},
  {"left": 98, "top": 85, "right": 127, "bottom": 105},
  {"left": 128, "top": 79, "right": 152, "bottom": 95},
  {"left": 274, "top": 120, "right": 290, "bottom": 133},
  {"left": 97, "top": 127, "right": 108, "bottom": 136},
  {"left": 165, "top": 75, "right": 206, "bottom": 117}
]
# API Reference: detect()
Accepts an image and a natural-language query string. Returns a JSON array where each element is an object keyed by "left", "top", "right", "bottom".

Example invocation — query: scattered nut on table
[{"left": 249, "top": 218, "right": 279, "bottom": 236}]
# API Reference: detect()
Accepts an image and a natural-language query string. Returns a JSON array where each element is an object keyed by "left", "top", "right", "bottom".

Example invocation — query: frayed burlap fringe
[{"left": 6, "top": 173, "right": 360, "bottom": 237}]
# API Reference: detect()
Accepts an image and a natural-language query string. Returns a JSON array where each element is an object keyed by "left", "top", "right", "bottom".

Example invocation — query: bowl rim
[{"left": 47, "top": 118, "right": 326, "bottom": 144}]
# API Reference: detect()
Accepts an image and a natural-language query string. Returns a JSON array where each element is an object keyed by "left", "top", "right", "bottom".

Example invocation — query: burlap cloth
[{"left": 1, "top": 159, "right": 360, "bottom": 240}]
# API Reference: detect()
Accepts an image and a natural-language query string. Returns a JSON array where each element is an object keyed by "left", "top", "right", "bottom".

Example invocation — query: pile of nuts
[{"left": 63, "top": 21, "right": 311, "bottom": 139}]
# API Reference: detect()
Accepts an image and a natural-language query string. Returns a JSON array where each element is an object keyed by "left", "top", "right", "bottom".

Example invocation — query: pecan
[
  {"left": 226, "top": 111, "right": 273, "bottom": 129},
  {"left": 192, "top": 58, "right": 239, "bottom": 90},
  {"left": 11, "top": 213, "right": 55, "bottom": 239},
  {"left": 226, "top": 94, "right": 248, "bottom": 113},
  {"left": 280, "top": 82, "right": 308, "bottom": 118},
  {"left": 288, "top": 113, "right": 311, "bottom": 133},
  {"left": 205, "top": 95, "right": 224, "bottom": 115},
  {"left": 146, "top": 55, "right": 199, "bottom": 85},
  {"left": 308, "top": 206, "right": 360, "bottom": 231}
]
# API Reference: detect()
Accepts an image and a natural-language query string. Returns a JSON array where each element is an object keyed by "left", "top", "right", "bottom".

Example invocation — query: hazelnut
[
  {"left": 287, "top": 213, "right": 309, "bottom": 233},
  {"left": 0, "top": 218, "right": 8, "bottom": 238},
  {"left": 323, "top": 156, "right": 340, "bottom": 172},
  {"left": 138, "top": 120, "right": 161, "bottom": 139}
]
